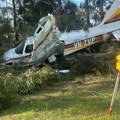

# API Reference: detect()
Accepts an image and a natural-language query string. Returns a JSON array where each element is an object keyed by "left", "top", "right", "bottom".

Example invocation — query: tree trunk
[
  {"left": 100, "top": 0, "right": 104, "bottom": 21},
  {"left": 12, "top": 0, "right": 17, "bottom": 28},
  {"left": 58, "top": 0, "right": 61, "bottom": 14},
  {"left": 85, "top": 0, "right": 90, "bottom": 27},
  {"left": 6, "top": 0, "right": 8, "bottom": 21}
]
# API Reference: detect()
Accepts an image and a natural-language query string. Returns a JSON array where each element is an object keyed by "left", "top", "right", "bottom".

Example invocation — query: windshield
[
  {"left": 25, "top": 44, "right": 33, "bottom": 53},
  {"left": 15, "top": 40, "right": 26, "bottom": 54}
]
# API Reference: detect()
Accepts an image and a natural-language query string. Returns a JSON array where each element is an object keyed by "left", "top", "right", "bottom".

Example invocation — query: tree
[
  {"left": 16, "top": 0, "right": 57, "bottom": 25},
  {"left": 12, "top": 0, "right": 17, "bottom": 28},
  {"left": 60, "top": 0, "right": 78, "bottom": 15},
  {"left": 58, "top": 0, "right": 62, "bottom": 14},
  {"left": 79, "top": 0, "right": 114, "bottom": 26},
  {"left": 95, "top": 0, "right": 113, "bottom": 21},
  {"left": 85, "top": 0, "right": 90, "bottom": 27}
]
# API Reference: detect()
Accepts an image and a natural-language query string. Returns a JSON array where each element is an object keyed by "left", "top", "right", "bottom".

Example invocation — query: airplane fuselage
[{"left": 60, "top": 20, "right": 120, "bottom": 55}]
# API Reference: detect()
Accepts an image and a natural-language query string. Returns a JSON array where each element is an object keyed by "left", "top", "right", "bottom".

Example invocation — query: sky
[
  {"left": 71, "top": 0, "right": 84, "bottom": 5},
  {"left": 0, "top": 0, "right": 12, "bottom": 7},
  {"left": 0, "top": 0, "right": 84, "bottom": 7}
]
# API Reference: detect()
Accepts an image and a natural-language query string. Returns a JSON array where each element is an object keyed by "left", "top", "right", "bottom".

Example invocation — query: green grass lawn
[{"left": 0, "top": 74, "right": 120, "bottom": 120}]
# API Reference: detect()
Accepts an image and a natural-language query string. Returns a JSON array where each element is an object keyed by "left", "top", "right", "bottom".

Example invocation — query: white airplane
[
  {"left": 3, "top": 14, "right": 64, "bottom": 66},
  {"left": 3, "top": 0, "right": 120, "bottom": 66}
]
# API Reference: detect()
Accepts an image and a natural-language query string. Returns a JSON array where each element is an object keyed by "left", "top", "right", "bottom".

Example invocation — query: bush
[
  {"left": 0, "top": 66, "right": 60, "bottom": 110},
  {"left": 38, "top": 65, "right": 60, "bottom": 87},
  {"left": 17, "top": 66, "right": 60, "bottom": 95},
  {"left": 17, "top": 67, "right": 36, "bottom": 95},
  {"left": 0, "top": 73, "right": 20, "bottom": 110}
]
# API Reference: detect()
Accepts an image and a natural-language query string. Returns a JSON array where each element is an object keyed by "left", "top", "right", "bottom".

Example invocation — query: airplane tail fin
[{"left": 100, "top": 0, "right": 120, "bottom": 25}]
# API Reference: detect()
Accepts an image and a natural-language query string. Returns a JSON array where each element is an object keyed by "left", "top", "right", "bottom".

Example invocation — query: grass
[{"left": 0, "top": 73, "right": 120, "bottom": 120}]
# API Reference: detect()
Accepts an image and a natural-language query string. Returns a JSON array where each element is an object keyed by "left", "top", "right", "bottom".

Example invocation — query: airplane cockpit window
[
  {"left": 25, "top": 44, "right": 33, "bottom": 53},
  {"left": 37, "top": 27, "right": 42, "bottom": 33},
  {"left": 15, "top": 40, "right": 26, "bottom": 54}
]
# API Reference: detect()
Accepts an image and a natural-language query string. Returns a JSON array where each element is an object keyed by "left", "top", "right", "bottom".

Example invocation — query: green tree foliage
[
  {"left": 63, "top": 0, "right": 77, "bottom": 15},
  {"left": 15, "top": 0, "right": 80, "bottom": 34},
  {"left": 79, "top": 0, "right": 114, "bottom": 26},
  {"left": 17, "top": 0, "right": 57, "bottom": 25}
]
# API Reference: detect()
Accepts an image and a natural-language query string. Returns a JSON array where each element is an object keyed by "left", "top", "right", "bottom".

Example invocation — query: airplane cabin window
[
  {"left": 15, "top": 40, "right": 26, "bottom": 54},
  {"left": 61, "top": 40, "right": 65, "bottom": 44},
  {"left": 25, "top": 44, "right": 33, "bottom": 53},
  {"left": 37, "top": 27, "right": 42, "bottom": 33}
]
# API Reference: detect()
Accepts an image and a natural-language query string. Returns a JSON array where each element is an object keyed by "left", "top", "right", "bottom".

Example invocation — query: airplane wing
[
  {"left": 31, "top": 14, "right": 64, "bottom": 66},
  {"left": 33, "top": 14, "right": 56, "bottom": 51},
  {"left": 31, "top": 30, "right": 64, "bottom": 66}
]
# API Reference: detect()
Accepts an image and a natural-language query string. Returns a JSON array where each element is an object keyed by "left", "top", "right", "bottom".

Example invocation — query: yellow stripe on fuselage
[{"left": 108, "top": 8, "right": 120, "bottom": 20}]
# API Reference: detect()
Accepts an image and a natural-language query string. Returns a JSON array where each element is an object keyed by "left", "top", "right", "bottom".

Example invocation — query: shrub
[
  {"left": 17, "top": 65, "right": 60, "bottom": 94},
  {"left": 40, "top": 66, "right": 60, "bottom": 86},
  {"left": 0, "top": 66, "right": 60, "bottom": 110},
  {"left": 17, "top": 67, "right": 36, "bottom": 95},
  {"left": 0, "top": 73, "right": 20, "bottom": 110}
]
